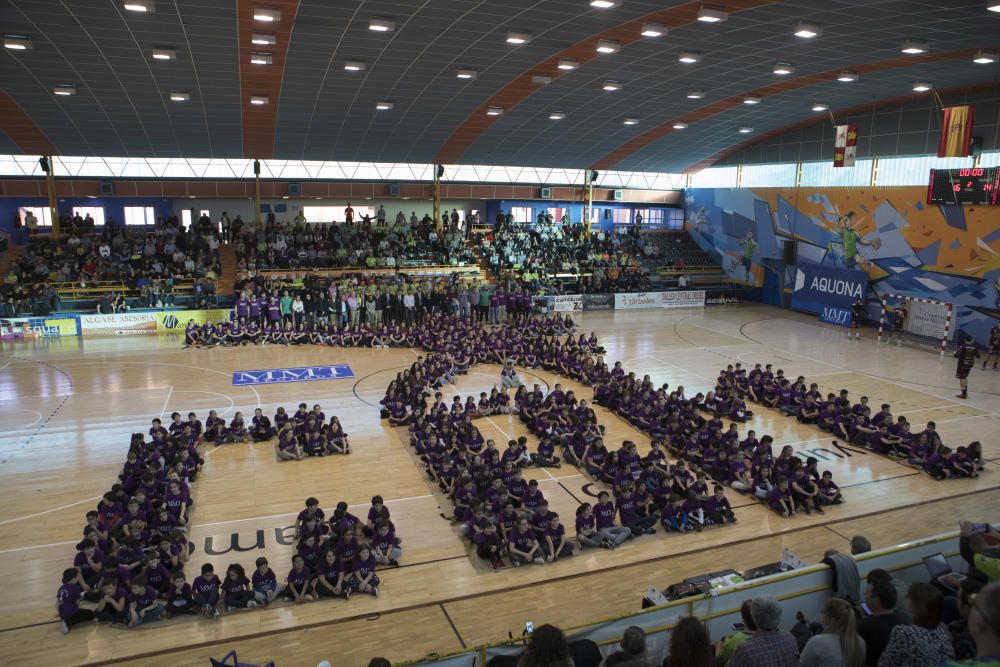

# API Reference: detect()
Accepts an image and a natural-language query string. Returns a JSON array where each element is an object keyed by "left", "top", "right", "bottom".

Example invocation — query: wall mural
[{"left": 684, "top": 186, "right": 1000, "bottom": 345}]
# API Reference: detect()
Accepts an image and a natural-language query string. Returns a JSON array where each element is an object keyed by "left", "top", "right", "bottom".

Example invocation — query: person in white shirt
[
  {"left": 293, "top": 209, "right": 306, "bottom": 225},
  {"left": 376, "top": 205, "right": 386, "bottom": 224},
  {"left": 678, "top": 274, "right": 690, "bottom": 289},
  {"left": 409, "top": 212, "right": 418, "bottom": 226}
]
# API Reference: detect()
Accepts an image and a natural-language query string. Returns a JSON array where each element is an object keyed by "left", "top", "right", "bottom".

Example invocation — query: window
[
  {"left": 510, "top": 206, "right": 533, "bottom": 223},
  {"left": 199, "top": 209, "right": 210, "bottom": 218},
  {"left": 123, "top": 206, "right": 155, "bottom": 226},
  {"left": 547, "top": 207, "right": 567, "bottom": 223},
  {"left": 181, "top": 210, "right": 192, "bottom": 229},
  {"left": 19, "top": 206, "right": 53, "bottom": 227},
  {"left": 634, "top": 209, "right": 662, "bottom": 227},
  {"left": 302, "top": 206, "right": 339, "bottom": 222},
  {"left": 612, "top": 208, "right": 632, "bottom": 225},
  {"left": 72, "top": 206, "right": 106, "bottom": 225}
]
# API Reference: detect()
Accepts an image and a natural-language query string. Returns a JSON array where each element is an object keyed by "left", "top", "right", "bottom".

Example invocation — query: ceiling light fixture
[
  {"left": 250, "top": 95, "right": 269, "bottom": 105},
  {"left": 486, "top": 106, "right": 503, "bottom": 116},
  {"left": 811, "top": 102, "right": 828, "bottom": 111},
  {"left": 837, "top": 70, "right": 859, "bottom": 82},
  {"left": 531, "top": 73, "right": 551, "bottom": 84},
  {"left": 623, "top": 117, "right": 639, "bottom": 125},
  {"left": 456, "top": 68, "right": 478, "bottom": 79},
  {"left": 557, "top": 58, "right": 579, "bottom": 70},
  {"left": 123, "top": 1, "right": 153, "bottom": 11},
  {"left": 151, "top": 47, "right": 176, "bottom": 60},
  {"left": 673, "top": 121, "right": 689, "bottom": 129},
  {"left": 548, "top": 111, "right": 566, "bottom": 120},
  {"left": 169, "top": 91, "right": 190, "bottom": 101},
  {"left": 251, "top": 32, "right": 276, "bottom": 45},
  {"left": 686, "top": 89, "right": 705, "bottom": 99},
  {"left": 743, "top": 95, "right": 761, "bottom": 105},
  {"left": 912, "top": 81, "right": 932, "bottom": 92},
  {"left": 344, "top": 60, "right": 366, "bottom": 71},
  {"left": 697, "top": 6, "right": 728, "bottom": 23},
  {"left": 773, "top": 62, "right": 794, "bottom": 75},
  {"left": 53, "top": 85, "right": 76, "bottom": 96},
  {"left": 2, "top": 35, "right": 32, "bottom": 50},
  {"left": 901, "top": 39, "right": 928, "bottom": 54},
  {"left": 738, "top": 126, "right": 754, "bottom": 134},
  {"left": 973, "top": 49, "right": 998, "bottom": 64},
  {"left": 990, "top": 2, "right": 1000, "bottom": 12},
  {"left": 678, "top": 50, "right": 702, "bottom": 64},
  {"left": 793, "top": 21, "right": 822, "bottom": 38},
  {"left": 596, "top": 39, "right": 620, "bottom": 54},
  {"left": 253, "top": 7, "right": 280, "bottom": 22},
  {"left": 590, "top": 0, "right": 620, "bottom": 7},
  {"left": 506, "top": 31, "right": 531, "bottom": 45},
  {"left": 375, "top": 100, "right": 394, "bottom": 110},
  {"left": 641, "top": 22, "right": 666, "bottom": 37},
  {"left": 250, "top": 52, "right": 273, "bottom": 65},
  {"left": 602, "top": 79, "right": 622, "bottom": 91},
  {"left": 368, "top": 17, "right": 395, "bottom": 32}
]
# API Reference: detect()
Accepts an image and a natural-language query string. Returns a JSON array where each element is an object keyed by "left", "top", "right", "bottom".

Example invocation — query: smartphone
[
  {"left": 731, "top": 623, "right": 745, "bottom": 631},
  {"left": 969, "top": 523, "right": 989, "bottom": 533},
  {"left": 860, "top": 602, "right": 872, "bottom": 616},
  {"left": 525, "top": 621, "right": 534, "bottom": 635}
]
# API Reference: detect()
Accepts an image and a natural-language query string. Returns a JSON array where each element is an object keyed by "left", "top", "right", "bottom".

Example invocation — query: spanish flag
[{"left": 938, "top": 105, "right": 975, "bottom": 158}]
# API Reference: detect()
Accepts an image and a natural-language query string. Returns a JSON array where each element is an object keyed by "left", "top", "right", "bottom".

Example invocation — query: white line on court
[
  {"left": 485, "top": 416, "right": 512, "bottom": 441},
  {"left": 0, "top": 360, "right": 13, "bottom": 371},
  {"left": 0, "top": 495, "right": 102, "bottom": 527},
  {"left": 158, "top": 385, "right": 174, "bottom": 421}
]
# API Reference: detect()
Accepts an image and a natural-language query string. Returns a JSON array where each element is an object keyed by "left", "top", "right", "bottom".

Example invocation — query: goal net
[{"left": 877, "top": 294, "right": 954, "bottom": 355}]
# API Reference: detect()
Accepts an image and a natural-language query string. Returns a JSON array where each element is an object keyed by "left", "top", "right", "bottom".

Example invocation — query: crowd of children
[
  {"left": 378, "top": 314, "right": 750, "bottom": 570},
  {"left": 57, "top": 411, "right": 204, "bottom": 633},
  {"left": 56, "top": 400, "right": 360, "bottom": 634},
  {"left": 715, "top": 361, "right": 986, "bottom": 481}
]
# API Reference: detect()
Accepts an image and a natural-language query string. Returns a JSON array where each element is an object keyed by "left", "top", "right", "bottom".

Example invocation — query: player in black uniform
[
  {"left": 888, "top": 305, "right": 907, "bottom": 347},
  {"left": 982, "top": 323, "right": 1000, "bottom": 371},
  {"left": 954, "top": 334, "right": 980, "bottom": 399},
  {"left": 850, "top": 300, "right": 865, "bottom": 340}
]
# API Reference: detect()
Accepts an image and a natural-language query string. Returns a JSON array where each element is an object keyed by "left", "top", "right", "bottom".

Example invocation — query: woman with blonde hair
[{"left": 799, "top": 598, "right": 865, "bottom": 667}]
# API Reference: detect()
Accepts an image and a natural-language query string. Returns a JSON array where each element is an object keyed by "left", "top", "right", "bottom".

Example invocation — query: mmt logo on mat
[{"left": 232, "top": 364, "right": 355, "bottom": 386}]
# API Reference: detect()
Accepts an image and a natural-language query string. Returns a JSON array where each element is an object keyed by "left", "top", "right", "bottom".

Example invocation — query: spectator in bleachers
[
  {"left": 519, "top": 624, "right": 572, "bottom": 667},
  {"left": 726, "top": 596, "right": 799, "bottom": 667},
  {"left": 799, "top": 598, "right": 865, "bottom": 667},
  {"left": 944, "top": 580, "right": 1000, "bottom": 666},
  {"left": 717, "top": 600, "right": 758, "bottom": 666},
  {"left": 877, "top": 582, "right": 954, "bottom": 667},
  {"left": 602, "top": 626, "right": 648, "bottom": 666},
  {"left": 665, "top": 617, "right": 715, "bottom": 667},
  {"left": 949, "top": 578, "right": 986, "bottom": 661},
  {"left": 858, "top": 573, "right": 903, "bottom": 666}
]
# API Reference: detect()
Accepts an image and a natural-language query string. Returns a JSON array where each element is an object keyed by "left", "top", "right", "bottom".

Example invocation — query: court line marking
[
  {"left": 0, "top": 408, "right": 44, "bottom": 432},
  {"left": 158, "top": 385, "right": 174, "bottom": 421},
  {"left": 0, "top": 360, "right": 13, "bottom": 371},
  {"left": 918, "top": 412, "right": 1000, "bottom": 426},
  {"left": 172, "top": 389, "right": 237, "bottom": 416},
  {"left": 0, "top": 494, "right": 102, "bottom": 527}
]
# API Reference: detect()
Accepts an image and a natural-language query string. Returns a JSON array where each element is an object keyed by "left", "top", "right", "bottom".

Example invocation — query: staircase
[
  {"left": 466, "top": 244, "right": 496, "bottom": 285},
  {"left": 216, "top": 243, "right": 238, "bottom": 295}
]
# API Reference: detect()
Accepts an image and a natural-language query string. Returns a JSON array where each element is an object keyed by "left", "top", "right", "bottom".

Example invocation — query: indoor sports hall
[{"left": 1, "top": 2, "right": 999, "bottom": 667}]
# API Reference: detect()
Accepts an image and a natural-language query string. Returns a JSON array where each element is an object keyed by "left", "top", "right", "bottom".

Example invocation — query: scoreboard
[{"left": 927, "top": 167, "right": 1000, "bottom": 206}]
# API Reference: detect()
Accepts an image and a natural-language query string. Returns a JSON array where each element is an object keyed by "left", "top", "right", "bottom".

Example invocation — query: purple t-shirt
[
  {"left": 57, "top": 583, "right": 82, "bottom": 619},
  {"left": 252, "top": 568, "right": 276, "bottom": 589},
  {"left": 287, "top": 566, "right": 312, "bottom": 588}
]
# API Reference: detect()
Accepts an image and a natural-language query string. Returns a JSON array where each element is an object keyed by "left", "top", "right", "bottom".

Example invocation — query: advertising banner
[
  {"left": 661, "top": 290, "right": 706, "bottom": 309},
  {"left": 552, "top": 295, "right": 582, "bottom": 312},
  {"left": 819, "top": 306, "right": 852, "bottom": 327},
  {"left": 79, "top": 312, "right": 158, "bottom": 335},
  {"left": 614, "top": 292, "right": 661, "bottom": 310},
  {"left": 1, "top": 317, "right": 80, "bottom": 339},
  {"left": 706, "top": 293, "right": 742, "bottom": 306},
  {"left": 155, "top": 309, "right": 231, "bottom": 332},
  {"left": 790, "top": 264, "right": 868, "bottom": 316},
  {"left": 905, "top": 299, "right": 949, "bottom": 340},
  {"left": 582, "top": 293, "right": 614, "bottom": 311}
]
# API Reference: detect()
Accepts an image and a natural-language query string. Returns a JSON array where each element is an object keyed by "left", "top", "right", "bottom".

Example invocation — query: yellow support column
[
  {"left": 44, "top": 156, "right": 59, "bottom": 236},
  {"left": 433, "top": 164, "right": 442, "bottom": 231}
]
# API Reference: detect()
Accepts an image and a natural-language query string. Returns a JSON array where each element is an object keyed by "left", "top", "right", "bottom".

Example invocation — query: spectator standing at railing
[
  {"left": 877, "top": 583, "right": 953, "bottom": 667},
  {"left": 942, "top": 580, "right": 1000, "bottom": 666},
  {"left": 726, "top": 596, "right": 799, "bottom": 667}
]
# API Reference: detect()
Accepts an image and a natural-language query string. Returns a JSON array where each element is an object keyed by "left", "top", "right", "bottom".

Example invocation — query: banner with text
[
  {"left": 552, "top": 295, "right": 583, "bottom": 312},
  {"left": 233, "top": 365, "right": 355, "bottom": 386},
  {"left": 905, "top": 299, "right": 950, "bottom": 340},
  {"left": 582, "top": 293, "right": 614, "bottom": 311},
  {"left": 615, "top": 292, "right": 661, "bottom": 310},
  {"left": 79, "top": 312, "right": 158, "bottom": 335},
  {"left": 156, "top": 309, "right": 232, "bottom": 332},
  {"left": 661, "top": 290, "right": 706, "bottom": 309},
  {"left": 790, "top": 264, "right": 868, "bottom": 316},
  {"left": 1, "top": 317, "right": 80, "bottom": 339}
]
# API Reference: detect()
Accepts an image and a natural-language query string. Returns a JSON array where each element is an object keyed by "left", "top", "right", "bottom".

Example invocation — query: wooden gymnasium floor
[{"left": 1, "top": 304, "right": 999, "bottom": 667}]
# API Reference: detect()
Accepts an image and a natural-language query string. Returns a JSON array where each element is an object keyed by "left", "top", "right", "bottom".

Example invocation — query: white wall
[{"left": 173, "top": 198, "right": 486, "bottom": 224}]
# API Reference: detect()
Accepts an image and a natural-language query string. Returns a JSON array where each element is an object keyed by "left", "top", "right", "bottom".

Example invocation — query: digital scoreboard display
[{"left": 927, "top": 167, "right": 1000, "bottom": 206}]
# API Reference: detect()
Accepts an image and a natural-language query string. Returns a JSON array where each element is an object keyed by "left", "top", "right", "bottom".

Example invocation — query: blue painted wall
[{"left": 0, "top": 196, "right": 175, "bottom": 236}]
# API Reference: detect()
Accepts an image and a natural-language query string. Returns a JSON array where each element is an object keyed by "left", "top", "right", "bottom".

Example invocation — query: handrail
[{"left": 239, "top": 265, "right": 483, "bottom": 280}]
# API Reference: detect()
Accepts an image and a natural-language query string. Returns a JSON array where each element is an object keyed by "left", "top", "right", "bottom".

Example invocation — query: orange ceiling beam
[
  {"left": 432, "top": 0, "right": 780, "bottom": 165},
  {"left": 238, "top": 0, "right": 301, "bottom": 159},
  {"left": 0, "top": 91, "right": 57, "bottom": 155},
  {"left": 592, "top": 46, "right": 1000, "bottom": 171}
]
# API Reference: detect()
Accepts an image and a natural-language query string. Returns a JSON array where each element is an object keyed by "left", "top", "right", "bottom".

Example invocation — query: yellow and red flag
[
  {"left": 938, "top": 105, "right": 975, "bottom": 158},
  {"left": 833, "top": 124, "right": 858, "bottom": 167}
]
